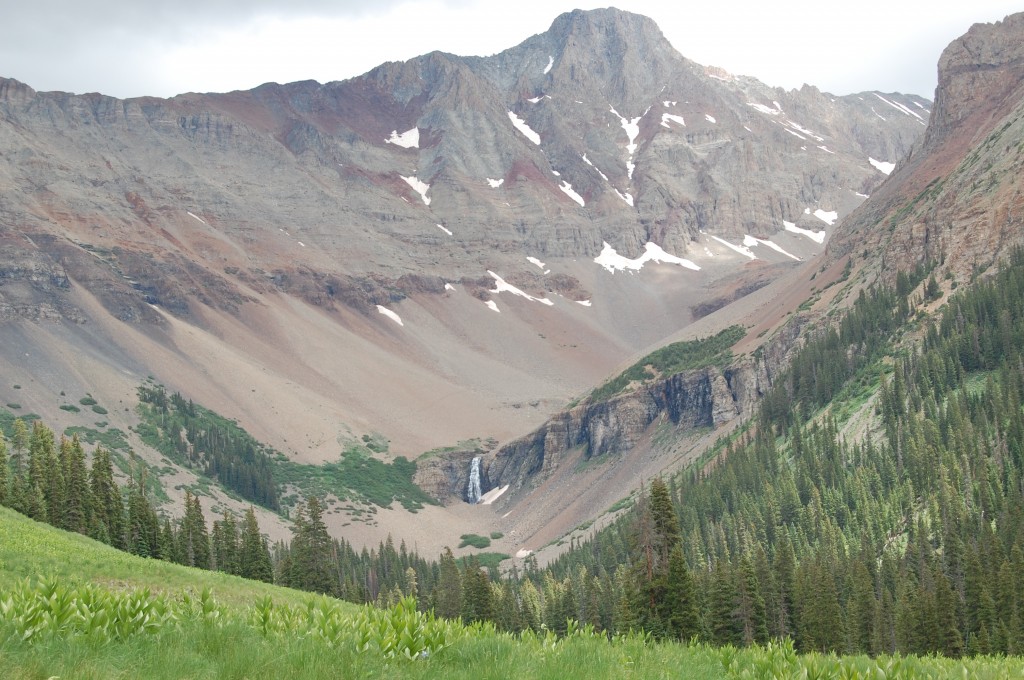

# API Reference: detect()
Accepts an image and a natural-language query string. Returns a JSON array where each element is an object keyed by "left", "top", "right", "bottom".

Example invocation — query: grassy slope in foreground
[
  {"left": 0, "top": 505, "right": 321, "bottom": 610},
  {"left": 2, "top": 508, "right": 1021, "bottom": 679}
]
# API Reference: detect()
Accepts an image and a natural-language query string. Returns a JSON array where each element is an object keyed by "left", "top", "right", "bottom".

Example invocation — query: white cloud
[{"left": 2, "top": 1, "right": 1019, "bottom": 100}]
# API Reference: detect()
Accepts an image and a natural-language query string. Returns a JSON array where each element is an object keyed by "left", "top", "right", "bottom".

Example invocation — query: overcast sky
[{"left": 2, "top": 1, "right": 1020, "bottom": 100}]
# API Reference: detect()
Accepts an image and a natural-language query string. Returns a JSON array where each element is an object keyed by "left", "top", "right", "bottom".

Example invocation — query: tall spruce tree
[
  {"left": 89, "top": 446, "right": 125, "bottom": 548},
  {"left": 291, "top": 496, "right": 334, "bottom": 594},
  {"left": 434, "top": 547, "right": 462, "bottom": 619},
  {"left": 180, "top": 491, "right": 211, "bottom": 569},
  {"left": 239, "top": 506, "right": 274, "bottom": 583},
  {"left": 61, "top": 435, "right": 92, "bottom": 535}
]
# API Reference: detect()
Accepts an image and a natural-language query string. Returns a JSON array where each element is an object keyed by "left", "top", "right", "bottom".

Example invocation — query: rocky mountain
[
  {"left": 0, "top": 9, "right": 930, "bottom": 551},
  {"left": 827, "top": 13, "right": 1024, "bottom": 283},
  {"left": 476, "top": 11, "right": 1024, "bottom": 566}
]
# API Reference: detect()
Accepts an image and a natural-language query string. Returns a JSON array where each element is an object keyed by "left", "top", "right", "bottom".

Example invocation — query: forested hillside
[{"left": 524, "top": 249, "right": 1024, "bottom": 656}]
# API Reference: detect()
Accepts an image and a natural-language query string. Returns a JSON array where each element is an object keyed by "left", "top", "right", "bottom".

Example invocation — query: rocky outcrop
[
  {"left": 413, "top": 447, "right": 493, "bottom": 504},
  {"left": 486, "top": 362, "right": 757, "bottom": 491},
  {"left": 827, "top": 12, "right": 1024, "bottom": 286}
]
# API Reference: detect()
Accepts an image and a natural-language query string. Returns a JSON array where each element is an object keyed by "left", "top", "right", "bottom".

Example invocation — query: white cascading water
[{"left": 466, "top": 456, "right": 482, "bottom": 503}]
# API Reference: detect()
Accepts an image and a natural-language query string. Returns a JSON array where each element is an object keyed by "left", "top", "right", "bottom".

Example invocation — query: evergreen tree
[
  {"left": 434, "top": 547, "right": 462, "bottom": 619},
  {"left": 126, "top": 472, "right": 160, "bottom": 558},
  {"left": 9, "top": 418, "right": 28, "bottom": 478},
  {"left": 212, "top": 510, "right": 239, "bottom": 574},
  {"left": 239, "top": 506, "right": 274, "bottom": 583},
  {"left": 180, "top": 491, "right": 211, "bottom": 569},
  {"left": 709, "top": 562, "right": 741, "bottom": 646},
  {"left": 664, "top": 546, "right": 700, "bottom": 641},
  {"left": 61, "top": 435, "right": 92, "bottom": 535},
  {"left": 461, "top": 556, "right": 493, "bottom": 624},
  {"left": 89, "top": 447, "right": 125, "bottom": 549},
  {"left": 735, "top": 554, "right": 769, "bottom": 646},
  {"left": 290, "top": 496, "right": 334, "bottom": 594}
]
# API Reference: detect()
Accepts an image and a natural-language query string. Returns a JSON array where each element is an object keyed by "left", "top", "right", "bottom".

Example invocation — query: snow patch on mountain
[
  {"left": 594, "top": 242, "right": 699, "bottom": 274},
  {"left": 436, "top": 224, "right": 452, "bottom": 236},
  {"left": 709, "top": 234, "right": 756, "bottom": 259},
  {"left": 705, "top": 114, "right": 716, "bottom": 124},
  {"left": 401, "top": 176, "right": 431, "bottom": 205},
  {"left": 873, "top": 93, "right": 926, "bottom": 123},
  {"left": 376, "top": 305, "right": 404, "bottom": 326},
  {"left": 869, "top": 157, "right": 895, "bottom": 175},
  {"left": 661, "top": 113, "right": 686, "bottom": 128},
  {"left": 508, "top": 111, "right": 541, "bottom": 145},
  {"left": 543, "top": 55, "right": 554, "bottom": 75},
  {"left": 746, "top": 235, "right": 801, "bottom": 261},
  {"left": 814, "top": 209, "right": 838, "bottom": 226},
  {"left": 784, "top": 220, "right": 826, "bottom": 244},
  {"left": 527, "top": 256, "right": 546, "bottom": 270},
  {"left": 559, "top": 181, "right": 585, "bottom": 207},
  {"left": 610, "top": 106, "right": 642, "bottom": 155},
  {"left": 385, "top": 128, "right": 419, "bottom": 148},
  {"left": 485, "top": 300, "right": 500, "bottom": 313},
  {"left": 489, "top": 271, "right": 554, "bottom": 306},
  {"left": 748, "top": 101, "right": 782, "bottom": 116},
  {"left": 487, "top": 178, "right": 504, "bottom": 188},
  {"left": 614, "top": 189, "right": 634, "bottom": 207}
]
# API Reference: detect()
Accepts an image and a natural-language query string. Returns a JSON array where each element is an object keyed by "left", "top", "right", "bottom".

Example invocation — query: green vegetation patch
[
  {"left": 277, "top": 446, "right": 436, "bottom": 513},
  {"left": 590, "top": 325, "right": 746, "bottom": 402},
  {"left": 457, "top": 551, "right": 509, "bottom": 571},
  {"left": 59, "top": 404, "right": 81, "bottom": 413},
  {"left": 458, "top": 533, "right": 491, "bottom": 549},
  {"left": 63, "top": 426, "right": 132, "bottom": 453},
  {"left": 135, "top": 383, "right": 280, "bottom": 511}
]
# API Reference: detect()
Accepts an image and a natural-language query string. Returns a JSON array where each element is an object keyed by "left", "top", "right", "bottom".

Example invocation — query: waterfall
[{"left": 466, "top": 456, "right": 482, "bottom": 504}]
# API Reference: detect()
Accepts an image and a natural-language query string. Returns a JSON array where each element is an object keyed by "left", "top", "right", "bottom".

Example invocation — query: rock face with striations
[
  {"left": 485, "top": 362, "right": 758, "bottom": 494},
  {"left": 0, "top": 9, "right": 926, "bottom": 328},
  {"left": 826, "top": 12, "right": 1024, "bottom": 285}
]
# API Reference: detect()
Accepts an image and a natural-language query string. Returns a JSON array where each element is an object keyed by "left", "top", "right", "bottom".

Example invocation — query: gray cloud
[{"left": 1, "top": 0, "right": 416, "bottom": 95}]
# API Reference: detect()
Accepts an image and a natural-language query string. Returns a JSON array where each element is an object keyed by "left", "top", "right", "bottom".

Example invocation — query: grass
[
  {"left": 457, "top": 533, "right": 491, "bottom": 549},
  {"left": 0, "top": 506, "right": 317, "bottom": 609},
  {"left": 2, "top": 506, "right": 1021, "bottom": 679}
]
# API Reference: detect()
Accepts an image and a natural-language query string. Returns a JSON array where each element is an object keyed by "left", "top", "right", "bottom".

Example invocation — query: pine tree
[
  {"left": 291, "top": 496, "right": 334, "bottom": 594},
  {"left": 180, "top": 491, "right": 211, "bottom": 569},
  {"left": 126, "top": 470, "right": 160, "bottom": 558},
  {"left": 27, "top": 422, "right": 56, "bottom": 524},
  {"left": 9, "top": 418, "right": 28, "bottom": 478},
  {"left": 664, "top": 546, "right": 700, "bottom": 641},
  {"left": 709, "top": 562, "right": 741, "bottom": 646},
  {"left": 735, "top": 554, "right": 769, "bottom": 646},
  {"left": 434, "top": 547, "right": 462, "bottom": 619},
  {"left": 61, "top": 435, "right": 92, "bottom": 535},
  {"left": 212, "top": 511, "right": 239, "bottom": 574},
  {"left": 461, "top": 556, "right": 493, "bottom": 624},
  {"left": 89, "top": 447, "right": 125, "bottom": 549},
  {"left": 239, "top": 506, "right": 274, "bottom": 583}
]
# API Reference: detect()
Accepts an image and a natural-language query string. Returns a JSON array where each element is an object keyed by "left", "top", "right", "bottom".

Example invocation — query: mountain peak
[{"left": 926, "top": 11, "right": 1024, "bottom": 151}]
